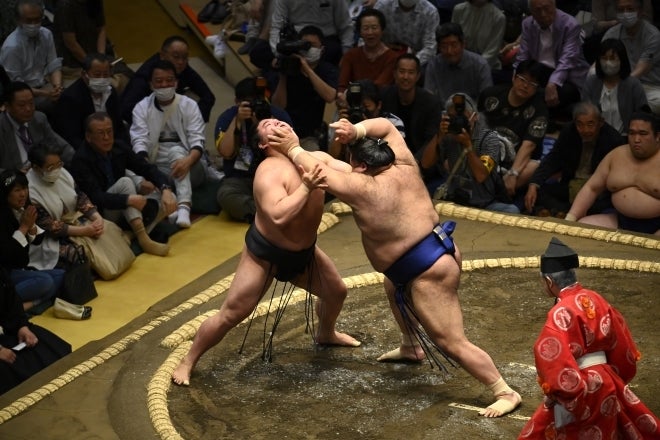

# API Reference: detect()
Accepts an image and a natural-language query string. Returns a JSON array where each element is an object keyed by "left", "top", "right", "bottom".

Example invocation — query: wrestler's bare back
[
  {"left": 604, "top": 145, "right": 660, "bottom": 219},
  {"left": 253, "top": 154, "right": 325, "bottom": 251}
]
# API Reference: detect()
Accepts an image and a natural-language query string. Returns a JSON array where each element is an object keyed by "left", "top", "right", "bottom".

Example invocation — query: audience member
[
  {"left": 0, "top": 266, "right": 72, "bottom": 395},
  {"left": 69, "top": 112, "right": 176, "bottom": 255},
  {"left": 51, "top": 53, "right": 127, "bottom": 149},
  {"left": 421, "top": 93, "right": 519, "bottom": 212},
  {"left": 268, "top": 0, "right": 353, "bottom": 66},
  {"left": 451, "top": 0, "right": 506, "bottom": 70},
  {"left": 582, "top": 39, "right": 649, "bottom": 136},
  {"left": 479, "top": 60, "right": 549, "bottom": 198},
  {"left": 53, "top": 0, "right": 110, "bottom": 70},
  {"left": 271, "top": 26, "right": 338, "bottom": 151},
  {"left": 130, "top": 60, "right": 206, "bottom": 229},
  {"left": 26, "top": 142, "right": 104, "bottom": 270},
  {"left": 566, "top": 111, "right": 660, "bottom": 235},
  {"left": 0, "top": 82, "right": 74, "bottom": 174},
  {"left": 337, "top": 8, "right": 398, "bottom": 93},
  {"left": 602, "top": 0, "right": 660, "bottom": 114},
  {"left": 519, "top": 237, "right": 660, "bottom": 439},
  {"left": 329, "top": 78, "right": 405, "bottom": 160},
  {"left": 0, "top": 168, "right": 62, "bottom": 313},
  {"left": 0, "top": 0, "right": 63, "bottom": 114},
  {"left": 373, "top": 0, "right": 440, "bottom": 69},
  {"left": 516, "top": 0, "right": 590, "bottom": 120},
  {"left": 381, "top": 54, "right": 442, "bottom": 154},
  {"left": 424, "top": 22, "right": 492, "bottom": 106},
  {"left": 215, "top": 77, "right": 291, "bottom": 223},
  {"left": 524, "top": 101, "right": 623, "bottom": 217},
  {"left": 121, "top": 35, "right": 216, "bottom": 124}
]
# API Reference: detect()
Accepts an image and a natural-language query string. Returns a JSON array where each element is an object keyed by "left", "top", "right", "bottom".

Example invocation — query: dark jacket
[
  {"left": 68, "top": 139, "right": 172, "bottom": 214},
  {"left": 0, "top": 204, "right": 44, "bottom": 270},
  {"left": 51, "top": 78, "right": 128, "bottom": 149},
  {"left": 120, "top": 53, "right": 216, "bottom": 123}
]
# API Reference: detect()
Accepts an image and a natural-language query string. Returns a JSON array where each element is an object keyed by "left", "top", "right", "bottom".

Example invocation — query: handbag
[
  {"left": 60, "top": 243, "right": 98, "bottom": 305},
  {"left": 70, "top": 219, "right": 136, "bottom": 281}
]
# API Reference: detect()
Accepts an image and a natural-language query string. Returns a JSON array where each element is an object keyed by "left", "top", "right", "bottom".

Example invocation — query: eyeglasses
[
  {"left": 43, "top": 161, "right": 63, "bottom": 172},
  {"left": 515, "top": 74, "right": 539, "bottom": 88}
]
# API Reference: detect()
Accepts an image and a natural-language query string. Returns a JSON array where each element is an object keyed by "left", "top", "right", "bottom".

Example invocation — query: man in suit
[
  {"left": 0, "top": 81, "right": 74, "bottom": 174},
  {"left": 51, "top": 53, "right": 128, "bottom": 150}
]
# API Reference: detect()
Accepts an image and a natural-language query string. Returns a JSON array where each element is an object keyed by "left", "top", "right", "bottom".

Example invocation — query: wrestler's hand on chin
[
  {"left": 300, "top": 164, "right": 328, "bottom": 191},
  {"left": 268, "top": 126, "right": 299, "bottom": 154},
  {"left": 329, "top": 118, "right": 357, "bottom": 144}
]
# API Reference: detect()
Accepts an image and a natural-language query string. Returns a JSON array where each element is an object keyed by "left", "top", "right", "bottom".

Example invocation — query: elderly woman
[
  {"left": 582, "top": 39, "right": 650, "bottom": 136},
  {"left": 26, "top": 142, "right": 104, "bottom": 271}
]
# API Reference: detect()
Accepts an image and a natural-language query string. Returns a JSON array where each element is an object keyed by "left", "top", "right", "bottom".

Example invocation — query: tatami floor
[{"left": 30, "top": 0, "right": 241, "bottom": 350}]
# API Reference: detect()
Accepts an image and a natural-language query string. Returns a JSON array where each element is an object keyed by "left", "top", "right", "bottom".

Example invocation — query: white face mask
[
  {"left": 601, "top": 60, "right": 620, "bottom": 76},
  {"left": 88, "top": 77, "right": 112, "bottom": 94},
  {"left": 616, "top": 12, "right": 639, "bottom": 29},
  {"left": 41, "top": 168, "right": 61, "bottom": 183},
  {"left": 398, "top": 0, "right": 418, "bottom": 7},
  {"left": 153, "top": 86, "right": 176, "bottom": 101},
  {"left": 21, "top": 24, "right": 41, "bottom": 38},
  {"left": 303, "top": 47, "right": 322, "bottom": 64}
]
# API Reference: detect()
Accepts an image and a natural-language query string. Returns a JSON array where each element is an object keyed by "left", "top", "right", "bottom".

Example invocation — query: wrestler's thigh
[
  {"left": 410, "top": 254, "right": 467, "bottom": 343},
  {"left": 221, "top": 247, "right": 274, "bottom": 318},
  {"left": 299, "top": 247, "right": 346, "bottom": 299}
]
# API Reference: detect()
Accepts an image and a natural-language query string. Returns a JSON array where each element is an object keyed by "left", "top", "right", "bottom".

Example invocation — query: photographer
[
  {"left": 214, "top": 77, "right": 292, "bottom": 223},
  {"left": 420, "top": 93, "right": 519, "bottom": 213},
  {"left": 271, "top": 25, "right": 338, "bottom": 152},
  {"left": 329, "top": 79, "right": 405, "bottom": 160}
]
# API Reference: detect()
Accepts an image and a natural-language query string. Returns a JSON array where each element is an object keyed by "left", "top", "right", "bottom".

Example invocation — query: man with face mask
[
  {"left": 51, "top": 53, "right": 128, "bottom": 150},
  {"left": 129, "top": 60, "right": 206, "bottom": 229},
  {"left": 0, "top": 0, "right": 63, "bottom": 115},
  {"left": 0, "top": 82, "right": 74, "bottom": 174},
  {"left": 271, "top": 26, "right": 338, "bottom": 151},
  {"left": 602, "top": 0, "right": 660, "bottom": 114}
]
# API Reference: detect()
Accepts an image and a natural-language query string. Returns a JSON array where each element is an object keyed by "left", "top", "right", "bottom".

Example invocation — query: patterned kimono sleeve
[
  {"left": 605, "top": 306, "right": 640, "bottom": 384},
  {"left": 74, "top": 186, "right": 99, "bottom": 220}
]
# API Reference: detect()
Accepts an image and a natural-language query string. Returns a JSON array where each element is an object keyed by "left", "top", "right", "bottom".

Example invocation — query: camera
[
  {"left": 345, "top": 82, "right": 364, "bottom": 124},
  {"left": 447, "top": 94, "right": 470, "bottom": 135},
  {"left": 250, "top": 76, "right": 271, "bottom": 120},
  {"left": 275, "top": 23, "right": 311, "bottom": 76}
]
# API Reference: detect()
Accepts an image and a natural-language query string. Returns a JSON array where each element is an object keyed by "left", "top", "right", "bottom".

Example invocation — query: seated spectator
[
  {"left": 51, "top": 53, "right": 128, "bottom": 150},
  {"left": 602, "top": 0, "right": 660, "bottom": 114},
  {"left": 130, "top": 60, "right": 207, "bottom": 229},
  {"left": 0, "top": 168, "right": 62, "bottom": 313},
  {"left": 516, "top": 0, "right": 590, "bottom": 120},
  {"left": 381, "top": 54, "right": 442, "bottom": 154},
  {"left": 215, "top": 77, "right": 292, "bottom": 223},
  {"left": 271, "top": 26, "right": 338, "bottom": 151},
  {"left": 0, "top": 0, "right": 63, "bottom": 114},
  {"left": 420, "top": 93, "right": 519, "bottom": 212},
  {"left": 582, "top": 39, "right": 649, "bottom": 136},
  {"left": 373, "top": 0, "right": 440, "bottom": 69},
  {"left": 69, "top": 112, "right": 176, "bottom": 255},
  {"left": 337, "top": 8, "right": 398, "bottom": 93},
  {"left": 451, "top": 0, "right": 506, "bottom": 71},
  {"left": 424, "top": 22, "right": 492, "bottom": 106},
  {"left": 268, "top": 0, "right": 353, "bottom": 67},
  {"left": 524, "top": 101, "right": 624, "bottom": 217},
  {"left": 26, "top": 142, "right": 104, "bottom": 270},
  {"left": 566, "top": 112, "right": 660, "bottom": 235},
  {"left": 478, "top": 59, "right": 549, "bottom": 198},
  {"left": 329, "top": 78, "right": 405, "bottom": 160},
  {"left": 121, "top": 36, "right": 216, "bottom": 124},
  {"left": 0, "top": 266, "right": 72, "bottom": 395},
  {"left": 0, "top": 82, "right": 74, "bottom": 174},
  {"left": 53, "top": 0, "right": 110, "bottom": 71}
]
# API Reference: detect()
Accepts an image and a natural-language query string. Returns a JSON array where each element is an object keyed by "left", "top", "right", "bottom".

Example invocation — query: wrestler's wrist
[
  {"left": 354, "top": 122, "right": 366, "bottom": 140},
  {"left": 287, "top": 145, "right": 305, "bottom": 162}
]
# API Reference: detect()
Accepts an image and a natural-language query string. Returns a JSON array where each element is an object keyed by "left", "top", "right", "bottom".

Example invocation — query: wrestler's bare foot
[
  {"left": 377, "top": 344, "right": 426, "bottom": 363},
  {"left": 171, "top": 357, "right": 194, "bottom": 386},
  {"left": 316, "top": 331, "right": 361, "bottom": 347},
  {"left": 479, "top": 391, "right": 522, "bottom": 417}
]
